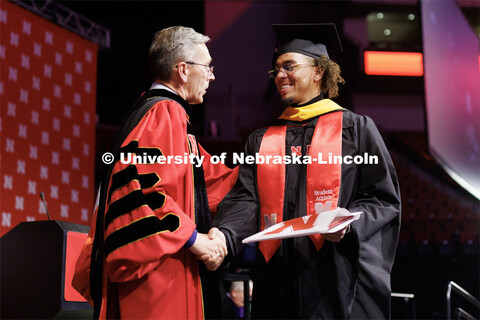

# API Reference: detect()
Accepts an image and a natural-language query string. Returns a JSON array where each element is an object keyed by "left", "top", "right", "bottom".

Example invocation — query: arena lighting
[{"left": 364, "top": 51, "right": 424, "bottom": 76}]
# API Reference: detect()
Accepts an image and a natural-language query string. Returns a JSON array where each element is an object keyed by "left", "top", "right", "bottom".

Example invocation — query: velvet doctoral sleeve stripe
[
  {"left": 104, "top": 214, "right": 180, "bottom": 257},
  {"left": 109, "top": 165, "right": 139, "bottom": 197},
  {"left": 109, "top": 166, "right": 160, "bottom": 199},
  {"left": 103, "top": 99, "right": 197, "bottom": 283},
  {"left": 105, "top": 187, "right": 166, "bottom": 229},
  {"left": 88, "top": 93, "right": 175, "bottom": 317},
  {"left": 105, "top": 189, "right": 146, "bottom": 228},
  {"left": 138, "top": 172, "right": 161, "bottom": 189},
  {"left": 108, "top": 140, "right": 163, "bottom": 199}
]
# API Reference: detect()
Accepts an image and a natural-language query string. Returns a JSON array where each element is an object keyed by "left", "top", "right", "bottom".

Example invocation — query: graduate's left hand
[{"left": 323, "top": 224, "right": 350, "bottom": 242}]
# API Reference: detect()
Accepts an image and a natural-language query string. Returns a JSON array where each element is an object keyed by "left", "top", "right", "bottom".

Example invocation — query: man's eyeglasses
[
  {"left": 268, "top": 63, "right": 315, "bottom": 78},
  {"left": 186, "top": 61, "right": 214, "bottom": 75}
]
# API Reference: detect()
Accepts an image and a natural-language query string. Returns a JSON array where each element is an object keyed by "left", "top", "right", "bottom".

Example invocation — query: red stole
[{"left": 257, "top": 111, "right": 343, "bottom": 263}]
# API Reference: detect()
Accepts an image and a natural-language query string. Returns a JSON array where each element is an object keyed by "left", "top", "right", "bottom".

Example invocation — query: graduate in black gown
[{"left": 211, "top": 24, "right": 401, "bottom": 319}]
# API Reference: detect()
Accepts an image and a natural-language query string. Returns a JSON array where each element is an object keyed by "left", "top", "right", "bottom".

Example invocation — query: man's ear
[
  {"left": 314, "top": 66, "right": 324, "bottom": 82},
  {"left": 176, "top": 62, "right": 188, "bottom": 83}
]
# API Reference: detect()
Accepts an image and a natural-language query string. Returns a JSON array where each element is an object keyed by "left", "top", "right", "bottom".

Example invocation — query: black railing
[
  {"left": 446, "top": 281, "right": 480, "bottom": 320},
  {"left": 392, "top": 292, "right": 416, "bottom": 319}
]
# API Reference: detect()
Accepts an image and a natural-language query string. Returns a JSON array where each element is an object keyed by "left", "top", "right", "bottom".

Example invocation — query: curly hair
[{"left": 313, "top": 56, "right": 345, "bottom": 98}]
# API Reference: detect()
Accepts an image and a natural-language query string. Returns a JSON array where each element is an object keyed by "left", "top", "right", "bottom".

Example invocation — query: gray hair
[
  {"left": 149, "top": 26, "right": 210, "bottom": 82},
  {"left": 230, "top": 281, "right": 243, "bottom": 292},
  {"left": 230, "top": 280, "right": 253, "bottom": 292}
]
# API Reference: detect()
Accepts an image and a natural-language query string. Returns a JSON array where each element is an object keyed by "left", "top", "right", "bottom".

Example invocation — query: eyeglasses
[
  {"left": 268, "top": 63, "right": 315, "bottom": 78},
  {"left": 186, "top": 61, "right": 214, "bottom": 75}
]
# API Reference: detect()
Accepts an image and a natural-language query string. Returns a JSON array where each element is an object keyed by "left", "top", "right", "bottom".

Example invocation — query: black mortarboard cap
[{"left": 272, "top": 23, "right": 343, "bottom": 59}]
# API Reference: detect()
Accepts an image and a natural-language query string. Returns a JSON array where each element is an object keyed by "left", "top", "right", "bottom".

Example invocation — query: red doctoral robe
[{"left": 73, "top": 89, "right": 238, "bottom": 319}]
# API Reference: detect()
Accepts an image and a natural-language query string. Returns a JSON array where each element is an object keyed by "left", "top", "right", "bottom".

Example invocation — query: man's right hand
[
  {"left": 200, "top": 228, "right": 228, "bottom": 271},
  {"left": 189, "top": 231, "right": 227, "bottom": 262}
]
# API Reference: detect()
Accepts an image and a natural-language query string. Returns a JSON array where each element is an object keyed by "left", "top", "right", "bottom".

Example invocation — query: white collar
[{"left": 150, "top": 82, "right": 178, "bottom": 95}]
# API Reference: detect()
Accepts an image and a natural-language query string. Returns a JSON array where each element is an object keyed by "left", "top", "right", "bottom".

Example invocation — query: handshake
[{"left": 188, "top": 227, "right": 227, "bottom": 271}]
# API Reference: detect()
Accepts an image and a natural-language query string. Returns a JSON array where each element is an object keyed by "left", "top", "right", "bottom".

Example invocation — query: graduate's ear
[
  {"left": 175, "top": 62, "right": 189, "bottom": 83},
  {"left": 314, "top": 66, "right": 324, "bottom": 82}
]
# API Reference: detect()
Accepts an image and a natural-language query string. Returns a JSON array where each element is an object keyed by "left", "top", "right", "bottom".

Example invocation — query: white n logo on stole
[
  {"left": 315, "top": 201, "right": 333, "bottom": 214},
  {"left": 263, "top": 213, "right": 278, "bottom": 229}
]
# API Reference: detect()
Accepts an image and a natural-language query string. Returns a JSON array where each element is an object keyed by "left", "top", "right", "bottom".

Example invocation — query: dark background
[{"left": 57, "top": 1, "right": 206, "bottom": 126}]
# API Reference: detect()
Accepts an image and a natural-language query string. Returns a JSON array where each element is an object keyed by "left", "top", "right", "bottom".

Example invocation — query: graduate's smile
[
  {"left": 274, "top": 52, "right": 322, "bottom": 106},
  {"left": 278, "top": 83, "right": 293, "bottom": 96}
]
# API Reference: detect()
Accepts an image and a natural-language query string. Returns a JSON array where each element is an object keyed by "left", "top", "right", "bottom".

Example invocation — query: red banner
[{"left": 0, "top": 1, "right": 98, "bottom": 235}]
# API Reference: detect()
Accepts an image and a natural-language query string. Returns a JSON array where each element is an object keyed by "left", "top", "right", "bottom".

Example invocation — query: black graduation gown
[{"left": 213, "top": 106, "right": 401, "bottom": 319}]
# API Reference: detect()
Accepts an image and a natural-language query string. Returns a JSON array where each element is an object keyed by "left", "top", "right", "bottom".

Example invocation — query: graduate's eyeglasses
[
  {"left": 186, "top": 61, "right": 215, "bottom": 75},
  {"left": 268, "top": 63, "right": 316, "bottom": 78}
]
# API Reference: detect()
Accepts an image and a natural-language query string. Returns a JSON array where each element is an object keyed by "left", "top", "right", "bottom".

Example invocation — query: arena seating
[{"left": 389, "top": 131, "right": 479, "bottom": 257}]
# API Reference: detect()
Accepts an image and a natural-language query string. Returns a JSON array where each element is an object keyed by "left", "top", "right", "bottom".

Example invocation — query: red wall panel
[{"left": 0, "top": 1, "right": 98, "bottom": 235}]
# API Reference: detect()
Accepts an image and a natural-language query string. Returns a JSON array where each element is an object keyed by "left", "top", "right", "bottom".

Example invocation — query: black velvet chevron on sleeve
[{"left": 90, "top": 90, "right": 186, "bottom": 319}]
